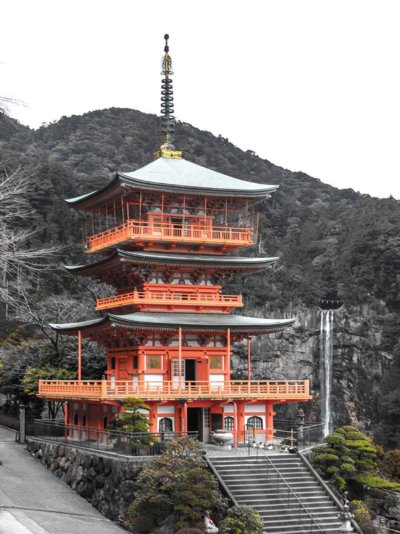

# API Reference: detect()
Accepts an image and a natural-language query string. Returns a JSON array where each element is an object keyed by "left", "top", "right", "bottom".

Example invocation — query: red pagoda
[{"left": 39, "top": 35, "right": 311, "bottom": 446}]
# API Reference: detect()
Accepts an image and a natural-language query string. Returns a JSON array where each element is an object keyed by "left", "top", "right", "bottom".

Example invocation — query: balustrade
[
  {"left": 39, "top": 379, "right": 310, "bottom": 401},
  {"left": 86, "top": 219, "right": 255, "bottom": 252}
]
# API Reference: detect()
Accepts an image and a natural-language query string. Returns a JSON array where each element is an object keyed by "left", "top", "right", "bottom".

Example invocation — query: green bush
[
  {"left": 358, "top": 473, "right": 400, "bottom": 491},
  {"left": 313, "top": 453, "right": 340, "bottom": 466},
  {"left": 341, "top": 463, "right": 357, "bottom": 476},
  {"left": 350, "top": 500, "right": 372, "bottom": 529},
  {"left": 219, "top": 506, "right": 263, "bottom": 534},
  {"left": 126, "top": 437, "right": 225, "bottom": 531},
  {"left": 324, "top": 433, "right": 346, "bottom": 447},
  {"left": 311, "top": 426, "right": 387, "bottom": 494}
]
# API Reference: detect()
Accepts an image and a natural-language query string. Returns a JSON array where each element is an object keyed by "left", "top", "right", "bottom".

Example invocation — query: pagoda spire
[{"left": 154, "top": 34, "right": 182, "bottom": 159}]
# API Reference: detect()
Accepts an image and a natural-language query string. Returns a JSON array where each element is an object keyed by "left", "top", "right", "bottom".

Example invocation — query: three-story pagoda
[{"left": 39, "top": 35, "right": 311, "bottom": 446}]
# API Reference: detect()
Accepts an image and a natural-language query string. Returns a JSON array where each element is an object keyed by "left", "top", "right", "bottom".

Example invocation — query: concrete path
[{"left": 0, "top": 426, "right": 124, "bottom": 534}]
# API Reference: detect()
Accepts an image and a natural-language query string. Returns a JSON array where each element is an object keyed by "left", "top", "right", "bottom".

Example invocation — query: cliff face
[
  {"left": 232, "top": 301, "right": 394, "bottom": 433},
  {"left": 1, "top": 108, "right": 399, "bottom": 444}
]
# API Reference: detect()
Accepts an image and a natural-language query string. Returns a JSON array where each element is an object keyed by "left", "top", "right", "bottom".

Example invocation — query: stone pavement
[{"left": 0, "top": 426, "right": 125, "bottom": 534}]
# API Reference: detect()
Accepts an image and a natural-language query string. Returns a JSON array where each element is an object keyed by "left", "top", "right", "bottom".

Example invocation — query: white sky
[{"left": 1, "top": 0, "right": 399, "bottom": 198}]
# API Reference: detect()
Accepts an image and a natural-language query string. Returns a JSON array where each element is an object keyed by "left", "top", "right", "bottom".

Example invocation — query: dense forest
[{"left": 0, "top": 107, "right": 399, "bottom": 447}]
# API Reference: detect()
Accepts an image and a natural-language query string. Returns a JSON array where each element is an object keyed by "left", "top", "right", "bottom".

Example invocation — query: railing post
[{"left": 18, "top": 404, "right": 26, "bottom": 444}]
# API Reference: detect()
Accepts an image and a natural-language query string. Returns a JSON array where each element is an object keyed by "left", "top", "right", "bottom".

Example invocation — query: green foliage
[
  {"left": 111, "top": 397, "right": 151, "bottom": 434},
  {"left": 350, "top": 500, "right": 372, "bottom": 529},
  {"left": 313, "top": 453, "right": 340, "bottom": 467},
  {"left": 358, "top": 473, "right": 400, "bottom": 491},
  {"left": 219, "top": 506, "right": 263, "bottom": 534},
  {"left": 22, "top": 365, "right": 75, "bottom": 396},
  {"left": 126, "top": 437, "right": 225, "bottom": 531},
  {"left": 311, "top": 426, "right": 398, "bottom": 493}
]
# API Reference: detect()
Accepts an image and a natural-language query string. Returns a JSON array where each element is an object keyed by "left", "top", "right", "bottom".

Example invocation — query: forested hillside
[{"left": 1, "top": 108, "right": 399, "bottom": 446}]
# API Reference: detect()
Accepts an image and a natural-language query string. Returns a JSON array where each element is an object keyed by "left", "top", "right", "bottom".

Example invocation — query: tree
[
  {"left": 111, "top": 397, "right": 151, "bottom": 433},
  {"left": 0, "top": 158, "right": 63, "bottom": 314},
  {"left": 22, "top": 365, "right": 75, "bottom": 419},
  {"left": 127, "top": 437, "right": 225, "bottom": 532}
]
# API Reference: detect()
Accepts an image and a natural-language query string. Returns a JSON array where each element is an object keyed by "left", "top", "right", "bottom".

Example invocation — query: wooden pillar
[
  {"left": 233, "top": 401, "right": 238, "bottom": 448},
  {"left": 181, "top": 402, "right": 187, "bottom": 433},
  {"left": 266, "top": 402, "right": 274, "bottom": 442},
  {"left": 226, "top": 328, "right": 231, "bottom": 381},
  {"left": 178, "top": 327, "right": 182, "bottom": 393},
  {"left": 247, "top": 336, "right": 251, "bottom": 384},
  {"left": 78, "top": 330, "right": 82, "bottom": 381}
]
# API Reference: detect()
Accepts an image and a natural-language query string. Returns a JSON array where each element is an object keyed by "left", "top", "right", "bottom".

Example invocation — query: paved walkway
[{"left": 0, "top": 426, "right": 124, "bottom": 534}]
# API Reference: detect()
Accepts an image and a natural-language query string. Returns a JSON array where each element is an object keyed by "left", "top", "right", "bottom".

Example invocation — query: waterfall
[{"left": 320, "top": 309, "right": 334, "bottom": 437}]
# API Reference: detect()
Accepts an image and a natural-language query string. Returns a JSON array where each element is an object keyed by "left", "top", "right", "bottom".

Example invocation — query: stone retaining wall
[{"left": 26, "top": 438, "right": 149, "bottom": 527}]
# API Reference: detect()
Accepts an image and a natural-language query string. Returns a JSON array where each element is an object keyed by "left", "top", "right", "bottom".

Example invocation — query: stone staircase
[{"left": 209, "top": 454, "right": 352, "bottom": 533}]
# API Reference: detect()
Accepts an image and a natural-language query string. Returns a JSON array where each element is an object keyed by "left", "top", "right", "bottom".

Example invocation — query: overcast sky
[{"left": 2, "top": 0, "right": 399, "bottom": 198}]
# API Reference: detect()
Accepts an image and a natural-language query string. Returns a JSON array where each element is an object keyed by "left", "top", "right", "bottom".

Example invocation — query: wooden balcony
[
  {"left": 85, "top": 220, "right": 255, "bottom": 253},
  {"left": 95, "top": 289, "right": 243, "bottom": 311},
  {"left": 38, "top": 379, "right": 311, "bottom": 402}
]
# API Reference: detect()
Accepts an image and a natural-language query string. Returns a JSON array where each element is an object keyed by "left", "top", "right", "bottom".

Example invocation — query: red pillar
[
  {"left": 233, "top": 402, "right": 238, "bottom": 448},
  {"left": 77, "top": 330, "right": 82, "bottom": 381},
  {"left": 247, "top": 336, "right": 251, "bottom": 384},
  {"left": 181, "top": 402, "right": 187, "bottom": 434},
  {"left": 266, "top": 402, "right": 275, "bottom": 442},
  {"left": 178, "top": 327, "right": 182, "bottom": 393}
]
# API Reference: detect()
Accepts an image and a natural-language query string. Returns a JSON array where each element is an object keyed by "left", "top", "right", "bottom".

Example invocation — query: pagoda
[{"left": 39, "top": 35, "right": 311, "bottom": 446}]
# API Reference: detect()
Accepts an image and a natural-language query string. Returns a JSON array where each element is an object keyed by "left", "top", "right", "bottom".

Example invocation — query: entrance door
[
  {"left": 187, "top": 407, "right": 203, "bottom": 441},
  {"left": 118, "top": 358, "right": 129, "bottom": 379},
  {"left": 185, "top": 359, "right": 196, "bottom": 383},
  {"left": 172, "top": 359, "right": 185, "bottom": 389}
]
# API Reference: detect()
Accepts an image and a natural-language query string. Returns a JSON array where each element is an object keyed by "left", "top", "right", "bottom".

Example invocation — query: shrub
[
  {"left": 350, "top": 500, "right": 372, "bottom": 529},
  {"left": 313, "top": 453, "right": 340, "bottom": 466},
  {"left": 126, "top": 437, "right": 225, "bottom": 531},
  {"left": 176, "top": 529, "right": 204, "bottom": 534},
  {"left": 336, "top": 476, "right": 347, "bottom": 492},
  {"left": 358, "top": 473, "right": 400, "bottom": 491},
  {"left": 219, "top": 506, "right": 263, "bottom": 534},
  {"left": 311, "top": 426, "right": 390, "bottom": 494}
]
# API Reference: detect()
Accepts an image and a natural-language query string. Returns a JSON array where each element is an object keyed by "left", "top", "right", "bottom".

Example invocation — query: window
[
  {"left": 133, "top": 356, "right": 138, "bottom": 369},
  {"left": 147, "top": 355, "right": 162, "bottom": 369},
  {"left": 224, "top": 416, "right": 234, "bottom": 431},
  {"left": 209, "top": 356, "right": 223, "bottom": 369},
  {"left": 82, "top": 414, "right": 87, "bottom": 427},
  {"left": 74, "top": 413, "right": 79, "bottom": 425},
  {"left": 247, "top": 416, "right": 263, "bottom": 430},
  {"left": 103, "top": 416, "right": 108, "bottom": 429},
  {"left": 111, "top": 357, "right": 116, "bottom": 370},
  {"left": 159, "top": 417, "right": 173, "bottom": 432}
]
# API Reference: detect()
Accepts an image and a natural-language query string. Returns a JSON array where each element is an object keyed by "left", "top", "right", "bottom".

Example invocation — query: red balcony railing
[
  {"left": 39, "top": 379, "right": 311, "bottom": 402},
  {"left": 95, "top": 290, "right": 243, "bottom": 311},
  {"left": 86, "top": 220, "right": 255, "bottom": 253}
]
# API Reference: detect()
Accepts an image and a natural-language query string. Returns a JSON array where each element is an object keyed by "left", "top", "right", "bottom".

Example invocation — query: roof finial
[{"left": 154, "top": 34, "right": 182, "bottom": 159}]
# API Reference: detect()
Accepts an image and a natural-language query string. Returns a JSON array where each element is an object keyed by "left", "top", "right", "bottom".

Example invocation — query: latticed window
[
  {"left": 224, "top": 416, "right": 234, "bottom": 431},
  {"left": 147, "top": 355, "right": 162, "bottom": 369},
  {"left": 159, "top": 417, "right": 173, "bottom": 432},
  {"left": 247, "top": 416, "right": 263, "bottom": 430}
]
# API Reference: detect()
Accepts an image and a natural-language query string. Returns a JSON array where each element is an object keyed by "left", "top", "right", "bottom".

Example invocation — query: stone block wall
[{"left": 26, "top": 439, "right": 149, "bottom": 527}]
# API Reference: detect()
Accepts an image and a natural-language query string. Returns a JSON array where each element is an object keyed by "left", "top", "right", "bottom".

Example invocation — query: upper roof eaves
[{"left": 65, "top": 157, "right": 278, "bottom": 208}]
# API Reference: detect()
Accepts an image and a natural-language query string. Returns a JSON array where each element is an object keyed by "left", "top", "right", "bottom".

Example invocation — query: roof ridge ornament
[{"left": 154, "top": 34, "right": 183, "bottom": 160}]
